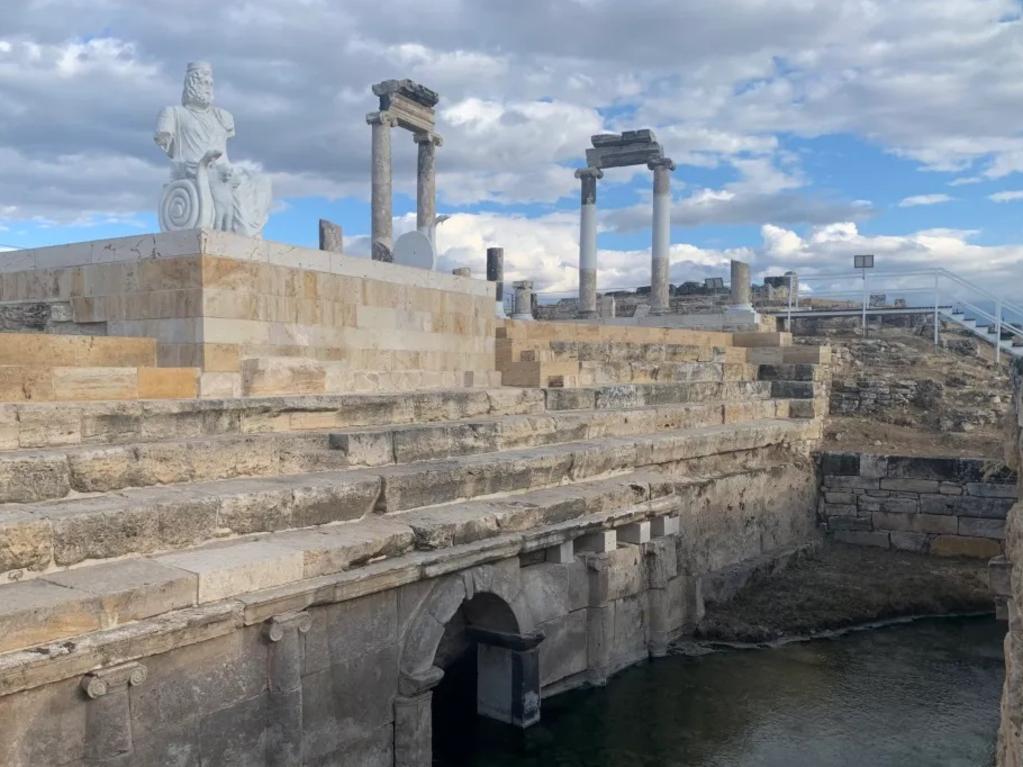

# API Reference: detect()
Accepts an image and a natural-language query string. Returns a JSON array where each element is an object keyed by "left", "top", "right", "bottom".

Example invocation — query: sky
[{"left": 1, "top": 0, "right": 1022, "bottom": 301}]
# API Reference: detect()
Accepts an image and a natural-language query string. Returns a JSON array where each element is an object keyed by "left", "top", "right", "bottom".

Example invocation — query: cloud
[
  {"left": 990, "top": 190, "right": 1023, "bottom": 203},
  {"left": 898, "top": 194, "right": 953, "bottom": 207}
]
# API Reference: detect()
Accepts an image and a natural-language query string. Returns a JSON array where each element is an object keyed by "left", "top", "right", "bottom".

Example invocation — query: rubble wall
[
  {"left": 0, "top": 451, "right": 819, "bottom": 767},
  {"left": 818, "top": 451, "right": 1015, "bottom": 558},
  {"left": 998, "top": 359, "right": 1023, "bottom": 765}
]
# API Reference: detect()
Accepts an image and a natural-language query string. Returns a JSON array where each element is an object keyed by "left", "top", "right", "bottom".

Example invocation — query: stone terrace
[{"left": 0, "top": 312, "right": 830, "bottom": 766}]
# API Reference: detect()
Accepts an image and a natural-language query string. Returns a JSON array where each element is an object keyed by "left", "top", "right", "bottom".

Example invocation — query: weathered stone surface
[
  {"left": 158, "top": 540, "right": 304, "bottom": 602},
  {"left": 889, "top": 531, "right": 930, "bottom": 553},
  {"left": 0, "top": 511, "right": 52, "bottom": 577},
  {"left": 931, "top": 535, "right": 1002, "bottom": 559},
  {"left": 832, "top": 530, "right": 890, "bottom": 548},
  {"left": 958, "top": 516, "right": 1006, "bottom": 540},
  {"left": 0, "top": 579, "right": 102, "bottom": 653}
]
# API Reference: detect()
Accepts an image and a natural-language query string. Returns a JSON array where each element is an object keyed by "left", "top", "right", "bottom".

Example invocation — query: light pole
[{"left": 854, "top": 254, "right": 874, "bottom": 336}]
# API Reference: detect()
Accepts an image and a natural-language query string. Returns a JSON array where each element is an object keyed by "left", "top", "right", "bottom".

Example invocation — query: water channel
[{"left": 435, "top": 616, "right": 1005, "bottom": 767}]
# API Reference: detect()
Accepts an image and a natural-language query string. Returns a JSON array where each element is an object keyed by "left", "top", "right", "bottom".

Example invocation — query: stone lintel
[
  {"left": 466, "top": 626, "right": 545, "bottom": 651},
  {"left": 372, "top": 78, "right": 440, "bottom": 108},
  {"left": 591, "top": 129, "right": 658, "bottom": 147},
  {"left": 387, "top": 93, "right": 436, "bottom": 133},
  {"left": 586, "top": 144, "right": 664, "bottom": 169},
  {"left": 81, "top": 661, "right": 148, "bottom": 699}
]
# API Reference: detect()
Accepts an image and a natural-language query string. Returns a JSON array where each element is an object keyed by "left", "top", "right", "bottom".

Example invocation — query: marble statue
[{"left": 154, "top": 62, "right": 271, "bottom": 237}]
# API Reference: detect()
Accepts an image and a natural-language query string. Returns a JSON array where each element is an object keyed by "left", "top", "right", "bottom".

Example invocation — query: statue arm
[{"left": 154, "top": 107, "right": 176, "bottom": 157}]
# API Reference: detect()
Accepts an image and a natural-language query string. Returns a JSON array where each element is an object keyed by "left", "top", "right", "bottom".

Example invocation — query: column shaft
[
  {"left": 415, "top": 134, "right": 440, "bottom": 247},
  {"left": 649, "top": 159, "right": 674, "bottom": 315},
  {"left": 730, "top": 259, "right": 752, "bottom": 308},
  {"left": 487, "top": 247, "right": 505, "bottom": 317},
  {"left": 576, "top": 168, "right": 603, "bottom": 318},
  {"left": 369, "top": 112, "right": 394, "bottom": 262}
]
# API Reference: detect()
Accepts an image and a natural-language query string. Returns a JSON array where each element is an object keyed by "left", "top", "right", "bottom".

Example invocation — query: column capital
[
  {"left": 413, "top": 131, "right": 443, "bottom": 148},
  {"left": 264, "top": 610, "right": 313, "bottom": 642},
  {"left": 366, "top": 110, "right": 397, "bottom": 128},
  {"left": 398, "top": 665, "right": 445, "bottom": 697},
  {"left": 81, "top": 662, "right": 148, "bottom": 699},
  {"left": 647, "top": 157, "right": 676, "bottom": 171},
  {"left": 574, "top": 166, "right": 604, "bottom": 180}
]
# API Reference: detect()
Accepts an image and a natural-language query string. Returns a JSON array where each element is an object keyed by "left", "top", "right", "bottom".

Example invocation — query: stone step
[
  {"left": 0, "top": 417, "right": 817, "bottom": 580},
  {"left": 0, "top": 388, "right": 546, "bottom": 450},
  {"left": 0, "top": 365, "right": 199, "bottom": 402},
  {"left": 756, "top": 363, "right": 830, "bottom": 382},
  {"left": 543, "top": 380, "right": 773, "bottom": 411},
  {"left": 746, "top": 345, "right": 831, "bottom": 365},
  {"left": 577, "top": 361, "right": 759, "bottom": 385},
  {"left": 0, "top": 398, "right": 794, "bottom": 504},
  {"left": 0, "top": 470, "right": 675, "bottom": 654},
  {"left": 509, "top": 340, "right": 748, "bottom": 365},
  {"left": 240, "top": 356, "right": 502, "bottom": 397},
  {"left": 0, "top": 332, "right": 157, "bottom": 368}
]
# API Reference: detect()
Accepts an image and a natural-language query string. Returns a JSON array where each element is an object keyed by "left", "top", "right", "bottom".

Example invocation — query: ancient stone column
[
  {"left": 414, "top": 133, "right": 442, "bottom": 247},
  {"left": 367, "top": 111, "right": 395, "bottom": 262},
  {"left": 648, "top": 158, "right": 675, "bottom": 315},
  {"left": 318, "top": 218, "right": 343, "bottom": 254},
  {"left": 575, "top": 168, "right": 603, "bottom": 319},
  {"left": 730, "top": 259, "right": 752, "bottom": 309},
  {"left": 512, "top": 280, "right": 534, "bottom": 320},
  {"left": 394, "top": 666, "right": 444, "bottom": 767},
  {"left": 486, "top": 247, "right": 505, "bottom": 318},
  {"left": 264, "top": 611, "right": 312, "bottom": 767},
  {"left": 81, "top": 662, "right": 148, "bottom": 762}
]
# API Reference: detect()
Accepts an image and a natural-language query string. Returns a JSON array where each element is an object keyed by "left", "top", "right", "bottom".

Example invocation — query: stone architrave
[
  {"left": 367, "top": 80, "right": 441, "bottom": 264},
  {"left": 318, "top": 219, "right": 343, "bottom": 254},
  {"left": 155, "top": 62, "right": 272, "bottom": 237}
]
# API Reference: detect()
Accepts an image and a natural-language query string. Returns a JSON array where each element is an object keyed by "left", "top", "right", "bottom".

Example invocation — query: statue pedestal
[{"left": 0, "top": 230, "right": 498, "bottom": 392}]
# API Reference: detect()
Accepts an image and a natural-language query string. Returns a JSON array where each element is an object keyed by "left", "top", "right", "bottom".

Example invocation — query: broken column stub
[
  {"left": 318, "top": 219, "right": 343, "bottom": 254},
  {"left": 512, "top": 280, "right": 534, "bottom": 320},
  {"left": 487, "top": 247, "right": 505, "bottom": 318}
]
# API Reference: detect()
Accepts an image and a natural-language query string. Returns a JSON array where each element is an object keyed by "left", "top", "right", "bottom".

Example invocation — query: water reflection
[{"left": 436, "top": 617, "right": 1004, "bottom": 767}]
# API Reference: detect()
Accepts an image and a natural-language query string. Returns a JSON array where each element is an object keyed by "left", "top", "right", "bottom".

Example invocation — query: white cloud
[
  {"left": 898, "top": 194, "right": 953, "bottom": 207},
  {"left": 990, "top": 190, "right": 1023, "bottom": 203}
]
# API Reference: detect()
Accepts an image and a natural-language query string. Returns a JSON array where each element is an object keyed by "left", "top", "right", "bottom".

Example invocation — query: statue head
[{"left": 182, "top": 61, "right": 214, "bottom": 109}]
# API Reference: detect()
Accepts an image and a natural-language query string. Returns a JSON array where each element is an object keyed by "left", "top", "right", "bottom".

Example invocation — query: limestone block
[
  {"left": 539, "top": 610, "right": 588, "bottom": 687},
  {"left": 289, "top": 472, "right": 382, "bottom": 526},
  {"left": 51, "top": 367, "right": 138, "bottom": 401},
  {"left": 575, "top": 530, "right": 617, "bottom": 554},
  {"left": 43, "top": 559, "right": 196, "bottom": 629},
  {"left": 199, "top": 371, "right": 242, "bottom": 398},
  {"left": 611, "top": 595, "right": 648, "bottom": 670},
  {"left": 889, "top": 531, "right": 930, "bottom": 553},
  {"left": 0, "top": 450, "right": 71, "bottom": 503},
  {"left": 930, "top": 535, "right": 1002, "bottom": 559},
  {"left": 158, "top": 540, "right": 304, "bottom": 602},
  {"left": 240, "top": 357, "right": 326, "bottom": 397},
  {"left": 959, "top": 516, "right": 1006, "bottom": 539},
  {"left": 16, "top": 405, "right": 81, "bottom": 446},
  {"left": 832, "top": 530, "right": 890, "bottom": 548},
  {"left": 879, "top": 478, "right": 941, "bottom": 494},
  {"left": 871, "top": 511, "right": 957, "bottom": 535},
  {"left": 272, "top": 518, "right": 414, "bottom": 577},
  {"left": 618, "top": 521, "right": 651, "bottom": 545},
  {"left": 0, "top": 511, "right": 53, "bottom": 577},
  {"left": 0, "top": 365, "right": 54, "bottom": 402},
  {"left": 0, "top": 579, "right": 103, "bottom": 653},
  {"left": 137, "top": 367, "right": 199, "bottom": 399}
]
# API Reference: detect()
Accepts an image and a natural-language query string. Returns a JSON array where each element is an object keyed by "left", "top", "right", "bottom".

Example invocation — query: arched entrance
[{"left": 394, "top": 564, "right": 544, "bottom": 767}]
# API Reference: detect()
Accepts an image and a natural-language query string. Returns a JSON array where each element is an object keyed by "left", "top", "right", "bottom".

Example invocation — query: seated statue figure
[{"left": 154, "top": 61, "right": 272, "bottom": 237}]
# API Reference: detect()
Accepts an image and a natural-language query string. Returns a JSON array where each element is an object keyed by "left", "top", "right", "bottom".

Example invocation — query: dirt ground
[
  {"left": 823, "top": 416, "right": 1006, "bottom": 458},
  {"left": 695, "top": 543, "right": 992, "bottom": 644}
]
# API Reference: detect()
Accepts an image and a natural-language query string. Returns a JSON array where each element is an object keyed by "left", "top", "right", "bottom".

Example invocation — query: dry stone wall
[
  {"left": 819, "top": 451, "right": 1015, "bottom": 558},
  {"left": 998, "top": 359, "right": 1023, "bottom": 766}
]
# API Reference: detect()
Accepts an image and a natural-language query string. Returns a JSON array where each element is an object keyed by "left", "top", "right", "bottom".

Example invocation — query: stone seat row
[
  {"left": 0, "top": 396, "right": 795, "bottom": 505},
  {"left": 0, "top": 417, "right": 818, "bottom": 584},
  {"left": 0, "top": 411, "right": 816, "bottom": 660},
  {"left": 0, "top": 468, "right": 687, "bottom": 679}
]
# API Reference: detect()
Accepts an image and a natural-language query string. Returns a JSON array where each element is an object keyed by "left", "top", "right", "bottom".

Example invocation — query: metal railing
[{"left": 776, "top": 268, "right": 1023, "bottom": 363}]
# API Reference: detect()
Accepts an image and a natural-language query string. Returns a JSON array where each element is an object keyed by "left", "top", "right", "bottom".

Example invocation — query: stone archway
[{"left": 394, "top": 561, "right": 543, "bottom": 767}]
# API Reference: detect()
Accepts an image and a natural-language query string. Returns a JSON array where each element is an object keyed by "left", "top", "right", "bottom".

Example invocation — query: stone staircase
[
  {"left": 0, "top": 332, "right": 199, "bottom": 402},
  {"left": 0, "top": 335, "right": 829, "bottom": 661}
]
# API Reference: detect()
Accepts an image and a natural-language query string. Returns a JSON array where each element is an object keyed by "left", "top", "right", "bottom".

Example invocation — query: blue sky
[{"left": 1, "top": 0, "right": 1022, "bottom": 295}]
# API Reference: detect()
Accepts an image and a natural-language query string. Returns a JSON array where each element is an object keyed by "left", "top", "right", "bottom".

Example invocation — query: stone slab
[{"left": 157, "top": 540, "right": 304, "bottom": 602}]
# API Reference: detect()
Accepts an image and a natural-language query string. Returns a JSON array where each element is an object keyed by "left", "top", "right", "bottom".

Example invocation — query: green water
[{"left": 437, "top": 616, "right": 1005, "bottom": 767}]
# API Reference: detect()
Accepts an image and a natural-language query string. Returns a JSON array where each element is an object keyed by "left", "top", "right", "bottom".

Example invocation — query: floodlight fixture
[{"left": 854, "top": 254, "right": 875, "bottom": 269}]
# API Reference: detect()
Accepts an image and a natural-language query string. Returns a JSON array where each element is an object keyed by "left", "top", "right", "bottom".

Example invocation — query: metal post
[
  {"left": 786, "top": 273, "right": 793, "bottom": 330},
  {"left": 861, "top": 270, "right": 868, "bottom": 336},
  {"left": 933, "top": 274, "right": 940, "bottom": 348},
  {"left": 996, "top": 300, "right": 1003, "bottom": 364}
]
